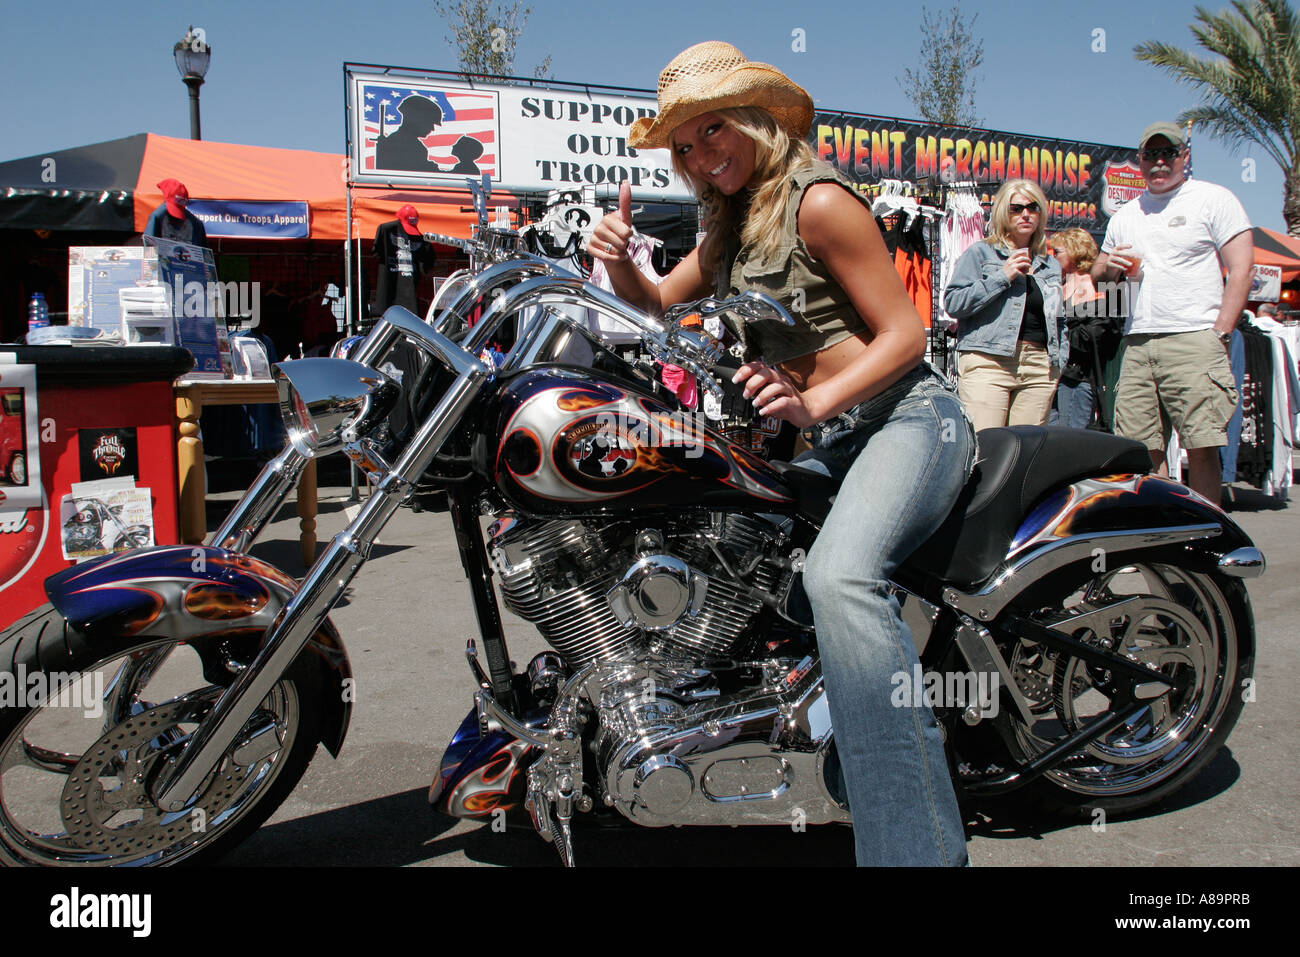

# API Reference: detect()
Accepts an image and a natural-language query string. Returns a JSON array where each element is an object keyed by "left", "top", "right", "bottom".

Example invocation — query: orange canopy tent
[
  {"left": 1, "top": 132, "right": 496, "bottom": 241},
  {"left": 1251, "top": 226, "right": 1300, "bottom": 283},
  {"left": 135, "top": 133, "right": 495, "bottom": 241}
]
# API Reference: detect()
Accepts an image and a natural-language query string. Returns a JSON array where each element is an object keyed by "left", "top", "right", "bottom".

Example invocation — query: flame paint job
[
  {"left": 184, "top": 582, "right": 272, "bottom": 620},
  {"left": 1008, "top": 473, "right": 1233, "bottom": 557},
  {"left": 46, "top": 545, "right": 297, "bottom": 638},
  {"left": 430, "top": 709, "right": 538, "bottom": 821},
  {"left": 41, "top": 544, "right": 356, "bottom": 757},
  {"left": 489, "top": 369, "right": 794, "bottom": 515}
]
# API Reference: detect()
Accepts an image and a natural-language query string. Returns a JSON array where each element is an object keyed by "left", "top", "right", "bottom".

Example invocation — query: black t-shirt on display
[{"left": 373, "top": 221, "right": 437, "bottom": 315}]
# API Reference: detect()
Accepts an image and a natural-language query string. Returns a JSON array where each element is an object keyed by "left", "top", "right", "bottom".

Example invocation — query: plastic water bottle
[{"left": 27, "top": 293, "right": 49, "bottom": 331}]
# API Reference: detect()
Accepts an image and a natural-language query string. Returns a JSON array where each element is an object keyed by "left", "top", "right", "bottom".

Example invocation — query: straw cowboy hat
[{"left": 628, "top": 41, "right": 814, "bottom": 150}]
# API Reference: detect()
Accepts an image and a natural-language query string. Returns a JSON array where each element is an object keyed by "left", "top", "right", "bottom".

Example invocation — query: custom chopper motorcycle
[{"left": 0, "top": 192, "right": 1263, "bottom": 866}]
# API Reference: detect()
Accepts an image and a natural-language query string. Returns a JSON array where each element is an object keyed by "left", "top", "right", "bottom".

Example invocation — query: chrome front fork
[
  {"left": 151, "top": 313, "right": 490, "bottom": 812},
  {"left": 209, "top": 445, "right": 308, "bottom": 555}
]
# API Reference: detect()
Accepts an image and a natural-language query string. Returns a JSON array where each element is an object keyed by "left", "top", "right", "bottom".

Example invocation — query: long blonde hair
[
  {"left": 669, "top": 106, "right": 816, "bottom": 275},
  {"left": 985, "top": 179, "right": 1050, "bottom": 256}
]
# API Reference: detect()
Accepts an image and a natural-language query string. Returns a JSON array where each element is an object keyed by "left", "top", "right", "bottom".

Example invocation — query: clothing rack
[{"left": 917, "top": 178, "right": 1001, "bottom": 376}]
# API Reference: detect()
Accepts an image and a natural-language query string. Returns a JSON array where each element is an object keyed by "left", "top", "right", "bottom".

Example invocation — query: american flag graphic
[{"left": 361, "top": 83, "right": 498, "bottom": 176}]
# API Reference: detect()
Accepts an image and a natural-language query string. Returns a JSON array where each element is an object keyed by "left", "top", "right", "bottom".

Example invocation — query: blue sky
[{"left": 0, "top": 0, "right": 1288, "bottom": 230}]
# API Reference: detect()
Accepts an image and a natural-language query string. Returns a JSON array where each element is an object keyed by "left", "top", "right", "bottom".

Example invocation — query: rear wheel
[
  {"left": 0, "top": 605, "right": 321, "bottom": 865},
  {"left": 999, "top": 561, "right": 1252, "bottom": 815},
  {"left": 6, "top": 453, "right": 24, "bottom": 486}
]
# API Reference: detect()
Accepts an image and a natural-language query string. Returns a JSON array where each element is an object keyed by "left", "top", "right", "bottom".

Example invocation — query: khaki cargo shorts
[{"left": 1114, "top": 329, "right": 1239, "bottom": 450}]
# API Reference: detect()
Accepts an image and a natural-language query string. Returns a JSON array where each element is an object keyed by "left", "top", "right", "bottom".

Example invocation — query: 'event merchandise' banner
[
  {"left": 187, "top": 201, "right": 310, "bottom": 239},
  {"left": 347, "top": 71, "right": 692, "bottom": 201},
  {"left": 811, "top": 112, "right": 1137, "bottom": 232}
]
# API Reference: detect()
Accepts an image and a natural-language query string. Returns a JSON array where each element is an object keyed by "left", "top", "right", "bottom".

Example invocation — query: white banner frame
[{"left": 345, "top": 66, "right": 692, "bottom": 202}]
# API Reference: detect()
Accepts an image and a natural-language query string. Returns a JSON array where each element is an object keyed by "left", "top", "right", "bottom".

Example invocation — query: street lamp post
[{"left": 173, "top": 26, "right": 212, "bottom": 141}]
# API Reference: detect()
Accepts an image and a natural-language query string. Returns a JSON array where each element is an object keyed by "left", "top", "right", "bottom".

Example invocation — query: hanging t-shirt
[
  {"left": 1100, "top": 179, "right": 1251, "bottom": 335},
  {"left": 890, "top": 213, "right": 932, "bottom": 327},
  {"left": 373, "top": 221, "right": 437, "bottom": 315}
]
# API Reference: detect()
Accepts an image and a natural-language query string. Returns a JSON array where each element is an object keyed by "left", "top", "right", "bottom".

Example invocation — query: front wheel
[
  {"left": 997, "top": 560, "right": 1253, "bottom": 816},
  {"left": 6, "top": 453, "right": 24, "bottom": 486},
  {"left": 0, "top": 605, "right": 321, "bottom": 865}
]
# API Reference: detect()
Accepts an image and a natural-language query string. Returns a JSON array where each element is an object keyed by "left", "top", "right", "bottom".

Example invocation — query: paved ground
[{"left": 209, "top": 460, "right": 1298, "bottom": 868}]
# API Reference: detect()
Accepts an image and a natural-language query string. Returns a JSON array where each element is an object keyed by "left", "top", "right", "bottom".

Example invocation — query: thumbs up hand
[
  {"left": 618, "top": 179, "right": 632, "bottom": 226},
  {"left": 589, "top": 180, "right": 634, "bottom": 264}
]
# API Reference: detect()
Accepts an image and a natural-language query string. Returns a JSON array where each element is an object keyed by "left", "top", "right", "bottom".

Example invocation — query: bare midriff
[{"left": 779, "top": 330, "right": 874, "bottom": 391}]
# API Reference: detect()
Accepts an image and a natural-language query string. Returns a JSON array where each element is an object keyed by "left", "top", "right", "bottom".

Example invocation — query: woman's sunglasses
[
  {"left": 1139, "top": 146, "right": 1182, "bottom": 162},
  {"left": 1009, "top": 202, "right": 1040, "bottom": 215}
]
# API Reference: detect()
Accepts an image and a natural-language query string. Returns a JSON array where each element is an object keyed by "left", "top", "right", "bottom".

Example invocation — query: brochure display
[
  {"left": 67, "top": 246, "right": 157, "bottom": 332},
  {"left": 145, "top": 236, "right": 232, "bottom": 376}
]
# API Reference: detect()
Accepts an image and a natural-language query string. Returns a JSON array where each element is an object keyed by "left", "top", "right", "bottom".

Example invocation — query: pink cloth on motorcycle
[{"left": 659, "top": 363, "right": 698, "bottom": 409}]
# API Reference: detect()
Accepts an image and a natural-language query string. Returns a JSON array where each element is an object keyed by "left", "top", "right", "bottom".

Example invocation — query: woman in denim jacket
[
  {"left": 944, "top": 180, "right": 1065, "bottom": 432},
  {"left": 589, "top": 41, "right": 974, "bottom": 867}
]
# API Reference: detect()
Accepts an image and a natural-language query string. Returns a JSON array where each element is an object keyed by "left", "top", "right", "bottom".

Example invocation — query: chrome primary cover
[{"left": 588, "top": 658, "right": 848, "bottom": 827}]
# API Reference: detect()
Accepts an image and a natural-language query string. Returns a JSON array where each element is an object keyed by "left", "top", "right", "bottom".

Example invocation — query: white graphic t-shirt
[{"left": 1101, "top": 179, "right": 1251, "bottom": 335}]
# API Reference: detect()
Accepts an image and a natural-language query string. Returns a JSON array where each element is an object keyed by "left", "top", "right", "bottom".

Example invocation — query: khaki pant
[
  {"left": 957, "top": 342, "right": 1059, "bottom": 433},
  {"left": 1115, "top": 329, "right": 1239, "bottom": 451}
]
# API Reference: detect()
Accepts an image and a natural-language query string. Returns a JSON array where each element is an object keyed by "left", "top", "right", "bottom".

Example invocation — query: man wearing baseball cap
[
  {"left": 144, "top": 178, "right": 208, "bottom": 247},
  {"left": 1091, "top": 122, "right": 1254, "bottom": 503}
]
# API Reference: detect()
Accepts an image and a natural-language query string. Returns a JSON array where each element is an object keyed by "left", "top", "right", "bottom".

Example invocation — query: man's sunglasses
[
  {"left": 1009, "top": 202, "right": 1040, "bottom": 215},
  {"left": 1139, "top": 146, "right": 1183, "bottom": 162}
]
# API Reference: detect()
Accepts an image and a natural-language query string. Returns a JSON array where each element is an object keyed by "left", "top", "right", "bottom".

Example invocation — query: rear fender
[
  {"left": 43, "top": 545, "right": 353, "bottom": 756},
  {"left": 944, "top": 474, "right": 1262, "bottom": 623}
]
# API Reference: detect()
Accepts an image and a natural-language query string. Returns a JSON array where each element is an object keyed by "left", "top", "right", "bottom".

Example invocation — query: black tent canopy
[{"left": 0, "top": 134, "right": 144, "bottom": 232}]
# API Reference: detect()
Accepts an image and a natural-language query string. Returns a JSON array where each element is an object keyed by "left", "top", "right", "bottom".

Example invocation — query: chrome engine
[
  {"left": 486, "top": 511, "right": 850, "bottom": 837},
  {"left": 487, "top": 511, "right": 790, "bottom": 665}
]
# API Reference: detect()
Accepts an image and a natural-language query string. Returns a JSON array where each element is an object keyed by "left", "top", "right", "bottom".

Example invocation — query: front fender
[{"left": 44, "top": 545, "right": 353, "bottom": 756}]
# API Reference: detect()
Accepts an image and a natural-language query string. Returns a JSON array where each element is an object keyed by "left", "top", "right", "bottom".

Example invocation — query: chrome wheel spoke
[
  {"left": 103, "top": 645, "right": 178, "bottom": 728},
  {"left": 1129, "top": 642, "right": 1195, "bottom": 671},
  {"left": 2, "top": 738, "right": 82, "bottom": 775},
  {"left": 1010, "top": 562, "right": 1236, "bottom": 797}
]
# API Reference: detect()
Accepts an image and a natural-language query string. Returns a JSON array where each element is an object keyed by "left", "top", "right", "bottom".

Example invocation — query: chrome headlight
[{"left": 275, "top": 358, "right": 400, "bottom": 457}]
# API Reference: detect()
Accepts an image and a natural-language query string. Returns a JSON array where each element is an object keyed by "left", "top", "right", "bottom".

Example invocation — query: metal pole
[{"left": 184, "top": 76, "right": 203, "bottom": 140}]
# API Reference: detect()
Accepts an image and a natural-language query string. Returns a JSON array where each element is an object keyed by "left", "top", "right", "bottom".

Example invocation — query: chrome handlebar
[{"left": 370, "top": 239, "right": 798, "bottom": 401}]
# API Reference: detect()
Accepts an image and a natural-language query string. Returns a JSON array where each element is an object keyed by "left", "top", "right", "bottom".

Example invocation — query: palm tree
[{"left": 1135, "top": 0, "right": 1300, "bottom": 235}]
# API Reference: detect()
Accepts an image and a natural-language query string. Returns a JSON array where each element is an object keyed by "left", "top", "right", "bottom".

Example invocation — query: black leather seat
[{"left": 774, "top": 426, "right": 1152, "bottom": 590}]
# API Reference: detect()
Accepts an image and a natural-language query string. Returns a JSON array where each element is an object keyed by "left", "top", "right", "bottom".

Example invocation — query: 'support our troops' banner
[
  {"left": 347, "top": 71, "right": 693, "bottom": 201},
  {"left": 812, "top": 112, "right": 1140, "bottom": 233}
]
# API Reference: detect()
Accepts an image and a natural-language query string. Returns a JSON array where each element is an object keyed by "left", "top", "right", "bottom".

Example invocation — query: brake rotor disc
[{"left": 59, "top": 699, "right": 250, "bottom": 856}]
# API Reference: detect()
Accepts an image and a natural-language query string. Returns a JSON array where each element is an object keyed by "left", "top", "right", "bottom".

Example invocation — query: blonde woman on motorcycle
[{"left": 589, "top": 41, "right": 975, "bottom": 866}]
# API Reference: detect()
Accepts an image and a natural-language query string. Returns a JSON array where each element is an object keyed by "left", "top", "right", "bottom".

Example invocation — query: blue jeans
[
  {"left": 795, "top": 364, "right": 974, "bottom": 866},
  {"left": 1049, "top": 377, "right": 1095, "bottom": 429}
]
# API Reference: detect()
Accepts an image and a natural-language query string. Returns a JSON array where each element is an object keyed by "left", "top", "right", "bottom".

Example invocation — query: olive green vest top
[{"left": 715, "top": 160, "right": 872, "bottom": 365}]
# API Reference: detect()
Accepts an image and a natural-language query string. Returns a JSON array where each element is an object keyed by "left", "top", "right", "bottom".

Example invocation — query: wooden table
[{"left": 174, "top": 377, "right": 317, "bottom": 566}]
